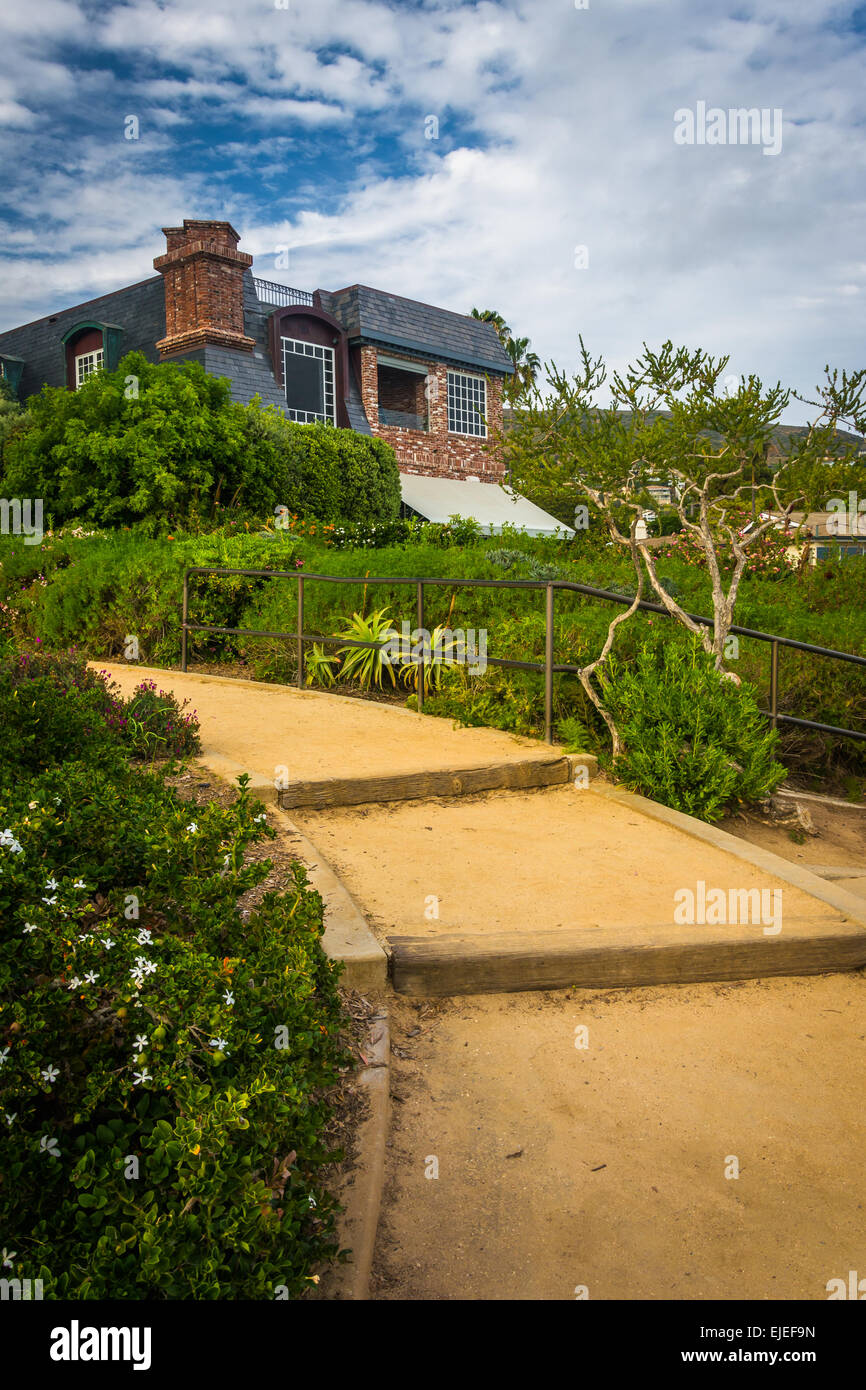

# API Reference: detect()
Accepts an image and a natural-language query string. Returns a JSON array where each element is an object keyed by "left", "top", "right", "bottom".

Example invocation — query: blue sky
[{"left": 1, "top": 0, "right": 864, "bottom": 421}]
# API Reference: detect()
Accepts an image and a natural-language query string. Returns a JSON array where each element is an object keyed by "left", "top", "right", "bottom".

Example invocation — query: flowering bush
[
  {"left": 0, "top": 656, "right": 351, "bottom": 1297},
  {"left": 0, "top": 651, "right": 200, "bottom": 773},
  {"left": 662, "top": 526, "right": 795, "bottom": 580}
]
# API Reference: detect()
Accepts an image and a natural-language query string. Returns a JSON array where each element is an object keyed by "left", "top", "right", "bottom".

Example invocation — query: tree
[
  {"left": 470, "top": 308, "right": 541, "bottom": 404},
  {"left": 504, "top": 339, "right": 865, "bottom": 753}
]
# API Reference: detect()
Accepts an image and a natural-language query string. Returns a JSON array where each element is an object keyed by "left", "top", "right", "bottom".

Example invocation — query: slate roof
[
  {"left": 316, "top": 285, "right": 514, "bottom": 376},
  {"left": 0, "top": 277, "right": 166, "bottom": 399}
]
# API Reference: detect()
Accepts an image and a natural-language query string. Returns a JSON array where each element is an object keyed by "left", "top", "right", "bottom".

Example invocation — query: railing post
[
  {"left": 544, "top": 583, "right": 555, "bottom": 744},
  {"left": 181, "top": 570, "right": 189, "bottom": 672},
  {"left": 297, "top": 575, "right": 305, "bottom": 689},
  {"left": 416, "top": 580, "right": 425, "bottom": 715},
  {"left": 770, "top": 638, "right": 779, "bottom": 728}
]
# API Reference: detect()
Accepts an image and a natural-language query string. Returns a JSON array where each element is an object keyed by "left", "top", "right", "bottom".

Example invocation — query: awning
[{"left": 399, "top": 474, "right": 573, "bottom": 538}]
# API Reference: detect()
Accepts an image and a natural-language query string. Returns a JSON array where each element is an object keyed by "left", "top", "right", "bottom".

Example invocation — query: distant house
[
  {"left": 742, "top": 509, "right": 866, "bottom": 566},
  {"left": 0, "top": 218, "right": 569, "bottom": 536}
]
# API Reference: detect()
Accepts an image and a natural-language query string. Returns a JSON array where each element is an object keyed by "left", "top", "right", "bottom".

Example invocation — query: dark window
[{"left": 282, "top": 337, "right": 334, "bottom": 423}]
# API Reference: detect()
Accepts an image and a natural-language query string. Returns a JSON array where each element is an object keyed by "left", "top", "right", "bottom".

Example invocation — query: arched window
[{"left": 60, "top": 322, "right": 124, "bottom": 390}]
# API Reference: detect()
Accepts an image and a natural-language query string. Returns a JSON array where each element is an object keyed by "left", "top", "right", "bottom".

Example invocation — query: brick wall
[{"left": 357, "top": 345, "right": 505, "bottom": 480}]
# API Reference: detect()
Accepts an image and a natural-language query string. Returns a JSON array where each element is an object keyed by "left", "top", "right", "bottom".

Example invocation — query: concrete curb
[
  {"left": 269, "top": 806, "right": 388, "bottom": 991},
  {"left": 324, "top": 1011, "right": 391, "bottom": 1301}
]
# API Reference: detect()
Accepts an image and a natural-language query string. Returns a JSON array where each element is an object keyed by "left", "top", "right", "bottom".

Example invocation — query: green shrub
[
  {"left": 0, "top": 655, "right": 351, "bottom": 1299},
  {"left": 1, "top": 353, "right": 278, "bottom": 528},
  {"left": 0, "top": 649, "right": 200, "bottom": 773},
  {"left": 246, "top": 408, "right": 401, "bottom": 526},
  {"left": 597, "top": 637, "right": 787, "bottom": 821}
]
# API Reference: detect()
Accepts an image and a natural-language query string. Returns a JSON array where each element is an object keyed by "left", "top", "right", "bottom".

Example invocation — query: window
[
  {"left": 75, "top": 349, "right": 103, "bottom": 388},
  {"left": 447, "top": 370, "right": 486, "bottom": 437},
  {"left": 282, "top": 337, "right": 335, "bottom": 424}
]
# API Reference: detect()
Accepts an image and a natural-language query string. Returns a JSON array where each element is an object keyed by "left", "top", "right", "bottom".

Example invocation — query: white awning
[{"left": 399, "top": 474, "right": 573, "bottom": 538}]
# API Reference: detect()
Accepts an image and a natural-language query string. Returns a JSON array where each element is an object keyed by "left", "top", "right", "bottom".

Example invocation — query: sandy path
[
  {"left": 93, "top": 663, "right": 553, "bottom": 782},
  {"left": 372, "top": 974, "right": 866, "bottom": 1301},
  {"left": 293, "top": 785, "right": 846, "bottom": 943}
]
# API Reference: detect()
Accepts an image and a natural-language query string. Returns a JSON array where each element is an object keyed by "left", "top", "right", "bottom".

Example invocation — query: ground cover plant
[{"left": 0, "top": 651, "right": 352, "bottom": 1298}]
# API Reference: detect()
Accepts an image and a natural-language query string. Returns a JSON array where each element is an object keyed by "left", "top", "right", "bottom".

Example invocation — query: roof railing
[{"left": 252, "top": 277, "right": 315, "bottom": 307}]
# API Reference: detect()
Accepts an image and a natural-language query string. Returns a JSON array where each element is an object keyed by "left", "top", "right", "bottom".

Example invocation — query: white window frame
[
  {"left": 447, "top": 370, "right": 487, "bottom": 438},
  {"left": 75, "top": 348, "right": 103, "bottom": 389},
  {"left": 281, "top": 337, "right": 335, "bottom": 425}
]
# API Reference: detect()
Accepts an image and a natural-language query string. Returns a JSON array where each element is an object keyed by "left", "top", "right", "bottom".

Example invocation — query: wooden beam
[
  {"left": 389, "top": 923, "right": 866, "bottom": 996},
  {"left": 278, "top": 755, "right": 586, "bottom": 810}
]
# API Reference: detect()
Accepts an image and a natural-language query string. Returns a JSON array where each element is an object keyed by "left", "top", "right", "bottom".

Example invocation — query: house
[
  {"left": 0, "top": 218, "right": 569, "bottom": 536},
  {"left": 742, "top": 509, "right": 866, "bottom": 567}
]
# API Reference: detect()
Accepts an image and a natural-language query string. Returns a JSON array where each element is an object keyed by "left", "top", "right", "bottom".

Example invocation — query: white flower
[
  {"left": 1, "top": 1248, "right": 17, "bottom": 1268},
  {"left": 23, "top": 922, "right": 37, "bottom": 934},
  {"left": 44, "top": 877, "right": 59, "bottom": 890},
  {"left": 0, "top": 828, "right": 23, "bottom": 854},
  {"left": 253, "top": 813, "right": 267, "bottom": 823},
  {"left": 101, "top": 938, "right": 115, "bottom": 950},
  {"left": 41, "top": 895, "right": 57, "bottom": 906},
  {"left": 136, "top": 930, "right": 152, "bottom": 946},
  {"left": 83, "top": 971, "right": 99, "bottom": 985},
  {"left": 132, "top": 1069, "right": 152, "bottom": 1085},
  {"left": 133, "top": 1034, "right": 148, "bottom": 1050},
  {"left": 210, "top": 1037, "right": 229, "bottom": 1054},
  {"left": 53, "top": 796, "right": 61, "bottom": 806},
  {"left": 39, "top": 1135, "right": 60, "bottom": 1157},
  {"left": 223, "top": 990, "right": 234, "bottom": 1006},
  {"left": 223, "top": 855, "right": 231, "bottom": 867},
  {"left": 78, "top": 933, "right": 91, "bottom": 942},
  {"left": 73, "top": 880, "right": 87, "bottom": 890},
  {"left": 67, "top": 977, "right": 81, "bottom": 990},
  {"left": 5, "top": 1113, "right": 17, "bottom": 1126},
  {"left": 41, "top": 1065, "right": 59, "bottom": 1084},
  {"left": 141, "top": 960, "right": 157, "bottom": 976},
  {"left": 0, "top": 1047, "right": 10, "bottom": 1067},
  {"left": 186, "top": 822, "right": 198, "bottom": 834}
]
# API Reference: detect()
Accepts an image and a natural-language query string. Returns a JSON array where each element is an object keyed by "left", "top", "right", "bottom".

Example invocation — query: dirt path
[
  {"left": 292, "top": 785, "right": 847, "bottom": 945},
  {"left": 373, "top": 973, "right": 866, "bottom": 1301}
]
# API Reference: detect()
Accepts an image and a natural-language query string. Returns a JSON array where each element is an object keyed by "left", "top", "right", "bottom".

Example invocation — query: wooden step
[
  {"left": 278, "top": 753, "right": 596, "bottom": 810},
  {"left": 389, "top": 921, "right": 866, "bottom": 996}
]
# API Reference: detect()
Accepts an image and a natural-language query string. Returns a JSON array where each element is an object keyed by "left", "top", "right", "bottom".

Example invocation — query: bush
[
  {"left": 597, "top": 637, "right": 787, "bottom": 821},
  {"left": 0, "top": 649, "right": 200, "bottom": 773},
  {"left": 1, "top": 352, "right": 278, "bottom": 528},
  {"left": 246, "top": 407, "right": 401, "bottom": 527},
  {"left": 0, "top": 653, "right": 351, "bottom": 1298}
]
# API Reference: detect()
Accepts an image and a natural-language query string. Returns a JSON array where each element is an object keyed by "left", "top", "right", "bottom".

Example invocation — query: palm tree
[{"left": 470, "top": 308, "right": 540, "bottom": 404}]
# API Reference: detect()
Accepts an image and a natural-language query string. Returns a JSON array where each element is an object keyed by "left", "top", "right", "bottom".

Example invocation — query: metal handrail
[{"left": 181, "top": 566, "right": 866, "bottom": 745}]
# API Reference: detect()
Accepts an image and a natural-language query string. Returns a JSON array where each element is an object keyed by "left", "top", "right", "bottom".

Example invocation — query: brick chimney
[{"left": 153, "top": 219, "right": 255, "bottom": 357}]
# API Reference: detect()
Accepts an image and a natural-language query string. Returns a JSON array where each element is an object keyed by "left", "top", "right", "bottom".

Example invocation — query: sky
[{"left": 1, "top": 0, "right": 864, "bottom": 423}]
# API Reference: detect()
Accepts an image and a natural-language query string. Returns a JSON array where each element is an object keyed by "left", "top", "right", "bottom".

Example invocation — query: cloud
[{"left": 0, "top": 0, "right": 863, "bottom": 417}]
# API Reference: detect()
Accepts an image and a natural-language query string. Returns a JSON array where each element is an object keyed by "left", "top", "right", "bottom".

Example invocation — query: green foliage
[
  {"left": 0, "top": 648, "right": 200, "bottom": 773},
  {"left": 247, "top": 407, "right": 401, "bottom": 526},
  {"left": 1, "top": 353, "right": 281, "bottom": 527},
  {"left": 0, "top": 653, "right": 350, "bottom": 1299},
  {"left": 556, "top": 714, "right": 595, "bottom": 752},
  {"left": 304, "top": 642, "right": 340, "bottom": 687},
  {"left": 597, "top": 638, "right": 787, "bottom": 821},
  {"left": 336, "top": 608, "right": 399, "bottom": 689}
]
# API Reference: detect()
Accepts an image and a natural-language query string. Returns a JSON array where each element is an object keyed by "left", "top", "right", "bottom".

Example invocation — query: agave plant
[
  {"left": 304, "top": 642, "right": 340, "bottom": 688},
  {"left": 398, "top": 624, "right": 463, "bottom": 696},
  {"left": 337, "top": 608, "right": 400, "bottom": 689}
]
